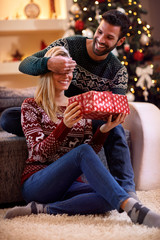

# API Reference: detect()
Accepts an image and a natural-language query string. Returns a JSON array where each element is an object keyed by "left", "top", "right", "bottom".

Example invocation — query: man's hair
[{"left": 102, "top": 10, "right": 131, "bottom": 39}]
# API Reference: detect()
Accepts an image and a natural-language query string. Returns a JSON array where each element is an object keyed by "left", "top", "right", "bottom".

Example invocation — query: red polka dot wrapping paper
[{"left": 68, "top": 91, "right": 130, "bottom": 120}]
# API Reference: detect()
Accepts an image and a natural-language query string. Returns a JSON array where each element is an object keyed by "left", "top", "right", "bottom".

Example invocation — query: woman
[{"left": 5, "top": 46, "right": 160, "bottom": 228}]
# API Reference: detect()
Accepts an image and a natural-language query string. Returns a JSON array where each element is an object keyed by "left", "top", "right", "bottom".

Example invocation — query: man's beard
[{"left": 92, "top": 37, "right": 118, "bottom": 56}]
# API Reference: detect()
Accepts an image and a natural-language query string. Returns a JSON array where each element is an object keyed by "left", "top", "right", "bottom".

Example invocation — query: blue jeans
[
  {"left": 92, "top": 120, "right": 135, "bottom": 193},
  {"left": 0, "top": 107, "right": 135, "bottom": 193},
  {"left": 0, "top": 107, "right": 24, "bottom": 136},
  {"left": 22, "top": 144, "right": 129, "bottom": 215}
]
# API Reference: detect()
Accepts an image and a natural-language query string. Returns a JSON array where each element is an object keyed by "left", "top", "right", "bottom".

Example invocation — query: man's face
[{"left": 92, "top": 20, "right": 122, "bottom": 56}]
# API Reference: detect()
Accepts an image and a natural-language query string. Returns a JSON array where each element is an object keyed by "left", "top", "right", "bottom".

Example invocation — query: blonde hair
[{"left": 34, "top": 46, "right": 70, "bottom": 121}]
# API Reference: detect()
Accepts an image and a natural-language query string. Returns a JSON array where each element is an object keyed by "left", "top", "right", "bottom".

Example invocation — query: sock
[
  {"left": 119, "top": 192, "right": 140, "bottom": 213},
  {"left": 128, "top": 191, "right": 140, "bottom": 202},
  {"left": 4, "top": 201, "right": 47, "bottom": 219},
  {"left": 124, "top": 198, "right": 160, "bottom": 228}
]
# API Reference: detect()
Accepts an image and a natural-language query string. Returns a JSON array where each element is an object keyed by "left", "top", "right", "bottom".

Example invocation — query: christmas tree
[{"left": 65, "top": 0, "right": 160, "bottom": 108}]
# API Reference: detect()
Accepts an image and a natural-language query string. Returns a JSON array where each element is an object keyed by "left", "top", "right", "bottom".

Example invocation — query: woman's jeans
[
  {"left": 0, "top": 107, "right": 135, "bottom": 194},
  {"left": 22, "top": 144, "right": 129, "bottom": 215}
]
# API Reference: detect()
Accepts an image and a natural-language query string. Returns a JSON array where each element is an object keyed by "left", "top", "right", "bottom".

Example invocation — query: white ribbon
[{"left": 136, "top": 65, "right": 153, "bottom": 89}]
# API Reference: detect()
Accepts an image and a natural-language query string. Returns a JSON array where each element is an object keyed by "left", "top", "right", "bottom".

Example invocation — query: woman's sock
[
  {"left": 124, "top": 198, "right": 160, "bottom": 228},
  {"left": 4, "top": 202, "right": 47, "bottom": 219}
]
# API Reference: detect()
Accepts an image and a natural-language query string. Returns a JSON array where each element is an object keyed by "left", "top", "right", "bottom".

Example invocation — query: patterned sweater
[
  {"left": 19, "top": 36, "right": 128, "bottom": 96},
  {"left": 21, "top": 98, "right": 109, "bottom": 184}
]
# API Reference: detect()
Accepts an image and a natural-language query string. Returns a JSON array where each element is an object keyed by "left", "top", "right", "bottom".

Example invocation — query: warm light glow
[
  {"left": 108, "top": 3, "right": 112, "bottom": 7},
  {"left": 138, "top": 30, "right": 141, "bottom": 34},
  {"left": 139, "top": 4, "right": 142, "bottom": 8},
  {"left": 74, "top": 0, "right": 77, "bottom": 2},
  {"left": 130, "top": 49, "right": 133, "bottom": 53},
  {"left": 125, "top": 62, "right": 128, "bottom": 66},
  {"left": 133, "top": 1, "right": 137, "bottom": 4},
  {"left": 2, "top": 0, "right": 67, "bottom": 20},
  {"left": 88, "top": 17, "right": 92, "bottom": 21},
  {"left": 146, "top": 24, "right": 150, "bottom": 29},
  {"left": 152, "top": 80, "right": 156, "bottom": 84},
  {"left": 123, "top": 56, "right": 127, "bottom": 59},
  {"left": 121, "top": 61, "right": 125, "bottom": 65},
  {"left": 128, "top": 10, "right": 132, "bottom": 14},
  {"left": 127, "top": 33, "right": 131, "bottom": 37},
  {"left": 150, "top": 64, "right": 154, "bottom": 68},
  {"left": 83, "top": 7, "right": 87, "bottom": 11},
  {"left": 95, "top": 1, "right": 99, "bottom": 4},
  {"left": 134, "top": 77, "right": 138, "bottom": 82},
  {"left": 133, "top": 12, "right": 137, "bottom": 15},
  {"left": 130, "top": 87, "right": 135, "bottom": 93},
  {"left": 139, "top": 49, "right": 143, "bottom": 53},
  {"left": 129, "top": 26, "right": 132, "bottom": 30}
]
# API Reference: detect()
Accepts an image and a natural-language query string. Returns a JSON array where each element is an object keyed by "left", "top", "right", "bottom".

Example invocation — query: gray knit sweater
[{"left": 19, "top": 35, "right": 128, "bottom": 96}]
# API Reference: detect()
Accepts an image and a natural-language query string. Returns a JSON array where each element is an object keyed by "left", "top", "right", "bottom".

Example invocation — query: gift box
[{"left": 68, "top": 91, "right": 130, "bottom": 120}]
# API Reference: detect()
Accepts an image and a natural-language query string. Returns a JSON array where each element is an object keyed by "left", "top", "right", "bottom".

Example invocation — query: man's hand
[
  {"left": 100, "top": 113, "right": 127, "bottom": 133},
  {"left": 47, "top": 56, "right": 76, "bottom": 74}
]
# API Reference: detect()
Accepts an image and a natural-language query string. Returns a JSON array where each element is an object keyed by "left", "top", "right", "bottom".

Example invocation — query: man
[{"left": 0, "top": 10, "right": 138, "bottom": 200}]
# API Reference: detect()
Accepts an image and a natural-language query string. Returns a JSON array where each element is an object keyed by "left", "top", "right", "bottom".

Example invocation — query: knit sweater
[
  {"left": 19, "top": 36, "right": 128, "bottom": 96},
  {"left": 21, "top": 98, "right": 109, "bottom": 184}
]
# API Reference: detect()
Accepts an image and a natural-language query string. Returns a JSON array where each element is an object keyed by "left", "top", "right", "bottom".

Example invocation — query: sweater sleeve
[
  {"left": 33, "top": 121, "right": 71, "bottom": 161},
  {"left": 90, "top": 128, "right": 109, "bottom": 153},
  {"left": 19, "top": 37, "right": 69, "bottom": 76},
  {"left": 19, "top": 48, "right": 49, "bottom": 75},
  {"left": 21, "top": 99, "right": 71, "bottom": 163},
  {"left": 111, "top": 65, "right": 128, "bottom": 95},
  {"left": 82, "top": 119, "right": 109, "bottom": 154}
]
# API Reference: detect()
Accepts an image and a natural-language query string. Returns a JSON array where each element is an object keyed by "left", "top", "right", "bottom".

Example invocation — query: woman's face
[{"left": 52, "top": 71, "right": 73, "bottom": 91}]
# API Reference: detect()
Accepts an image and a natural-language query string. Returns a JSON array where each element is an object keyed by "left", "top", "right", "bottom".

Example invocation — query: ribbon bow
[{"left": 136, "top": 65, "right": 153, "bottom": 89}]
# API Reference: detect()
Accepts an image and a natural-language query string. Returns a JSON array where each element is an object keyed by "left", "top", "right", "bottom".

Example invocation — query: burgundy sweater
[{"left": 21, "top": 98, "right": 109, "bottom": 184}]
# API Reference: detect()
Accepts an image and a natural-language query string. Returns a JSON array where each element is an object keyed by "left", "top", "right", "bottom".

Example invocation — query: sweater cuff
[
  {"left": 52, "top": 120, "right": 71, "bottom": 142},
  {"left": 92, "top": 128, "right": 110, "bottom": 145},
  {"left": 42, "top": 57, "right": 51, "bottom": 73}
]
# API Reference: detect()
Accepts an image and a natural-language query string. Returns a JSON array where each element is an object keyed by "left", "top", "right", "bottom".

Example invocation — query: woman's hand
[
  {"left": 100, "top": 113, "right": 127, "bottom": 133},
  {"left": 63, "top": 102, "right": 83, "bottom": 128}
]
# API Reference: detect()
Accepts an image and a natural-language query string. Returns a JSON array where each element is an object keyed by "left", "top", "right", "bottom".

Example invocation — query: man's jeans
[
  {"left": 22, "top": 144, "right": 129, "bottom": 215},
  {"left": 0, "top": 107, "right": 135, "bottom": 194},
  {"left": 92, "top": 119, "right": 135, "bottom": 193}
]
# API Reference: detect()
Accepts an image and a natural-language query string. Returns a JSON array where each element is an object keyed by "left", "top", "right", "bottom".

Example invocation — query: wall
[
  {"left": 0, "top": 0, "right": 67, "bottom": 20},
  {"left": 0, "top": 0, "right": 69, "bottom": 89},
  {"left": 141, "top": 0, "right": 160, "bottom": 41}
]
